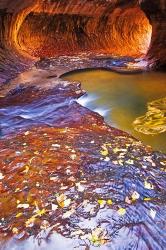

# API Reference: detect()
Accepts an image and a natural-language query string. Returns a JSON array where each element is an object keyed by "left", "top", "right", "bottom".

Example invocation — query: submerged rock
[
  {"left": 133, "top": 97, "right": 166, "bottom": 135},
  {"left": 0, "top": 0, "right": 165, "bottom": 249}
]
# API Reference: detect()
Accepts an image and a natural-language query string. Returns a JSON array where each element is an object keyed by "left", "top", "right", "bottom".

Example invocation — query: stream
[{"left": 63, "top": 69, "right": 166, "bottom": 153}]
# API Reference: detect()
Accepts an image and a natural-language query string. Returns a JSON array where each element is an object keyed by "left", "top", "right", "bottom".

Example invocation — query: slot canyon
[{"left": 0, "top": 0, "right": 166, "bottom": 249}]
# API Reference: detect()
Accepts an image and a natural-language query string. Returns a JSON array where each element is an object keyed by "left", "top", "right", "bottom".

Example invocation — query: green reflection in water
[{"left": 63, "top": 69, "right": 166, "bottom": 153}]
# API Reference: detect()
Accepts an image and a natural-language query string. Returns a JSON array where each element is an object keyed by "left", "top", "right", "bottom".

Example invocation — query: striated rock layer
[
  {"left": 0, "top": 1, "right": 166, "bottom": 249},
  {"left": 0, "top": 75, "right": 166, "bottom": 250}
]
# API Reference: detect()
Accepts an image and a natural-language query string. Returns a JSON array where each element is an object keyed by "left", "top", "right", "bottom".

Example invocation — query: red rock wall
[
  {"left": 0, "top": 0, "right": 165, "bottom": 82},
  {"left": 140, "top": 0, "right": 166, "bottom": 68},
  {"left": 9, "top": 0, "right": 152, "bottom": 58}
]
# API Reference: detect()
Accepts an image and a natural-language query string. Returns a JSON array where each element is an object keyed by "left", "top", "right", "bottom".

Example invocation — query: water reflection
[
  {"left": 0, "top": 64, "right": 166, "bottom": 249},
  {"left": 63, "top": 70, "right": 166, "bottom": 152}
]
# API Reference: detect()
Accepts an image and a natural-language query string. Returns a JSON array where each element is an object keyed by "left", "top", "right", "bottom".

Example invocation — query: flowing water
[
  {"left": 0, "top": 61, "right": 166, "bottom": 249},
  {"left": 63, "top": 70, "right": 166, "bottom": 153}
]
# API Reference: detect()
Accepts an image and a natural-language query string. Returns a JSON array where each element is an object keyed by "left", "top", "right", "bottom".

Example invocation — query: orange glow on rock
[{"left": 10, "top": 3, "right": 152, "bottom": 59}]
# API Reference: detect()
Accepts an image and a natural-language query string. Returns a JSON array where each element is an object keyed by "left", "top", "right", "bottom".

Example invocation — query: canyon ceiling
[
  {"left": 0, "top": 1, "right": 166, "bottom": 249},
  {"left": 0, "top": 0, "right": 166, "bottom": 83}
]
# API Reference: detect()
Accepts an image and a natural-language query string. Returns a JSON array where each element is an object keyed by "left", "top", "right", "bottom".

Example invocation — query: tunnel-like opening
[{"left": 16, "top": 6, "right": 152, "bottom": 58}]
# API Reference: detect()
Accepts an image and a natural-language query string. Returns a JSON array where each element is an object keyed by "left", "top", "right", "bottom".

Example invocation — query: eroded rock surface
[
  {"left": 0, "top": 0, "right": 165, "bottom": 83},
  {"left": 0, "top": 1, "right": 166, "bottom": 249},
  {"left": 0, "top": 71, "right": 166, "bottom": 250}
]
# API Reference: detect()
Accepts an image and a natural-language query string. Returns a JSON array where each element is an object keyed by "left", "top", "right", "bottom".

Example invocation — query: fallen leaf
[
  {"left": 104, "top": 157, "right": 110, "bottom": 162},
  {"left": 113, "top": 147, "right": 121, "bottom": 153},
  {"left": 35, "top": 209, "right": 47, "bottom": 217},
  {"left": 144, "top": 180, "right": 154, "bottom": 190},
  {"left": 144, "top": 197, "right": 152, "bottom": 201},
  {"left": 98, "top": 200, "right": 106, "bottom": 207},
  {"left": 22, "top": 165, "right": 29, "bottom": 174},
  {"left": 150, "top": 209, "right": 156, "bottom": 219},
  {"left": 125, "top": 196, "right": 132, "bottom": 204},
  {"left": 70, "top": 154, "right": 77, "bottom": 160},
  {"left": 16, "top": 212, "right": 23, "bottom": 218},
  {"left": 12, "top": 227, "right": 19, "bottom": 234},
  {"left": 131, "top": 191, "right": 140, "bottom": 201},
  {"left": 52, "top": 204, "right": 58, "bottom": 211},
  {"left": 100, "top": 145, "right": 108, "bottom": 156},
  {"left": 125, "top": 159, "right": 134, "bottom": 165},
  {"left": 0, "top": 173, "right": 4, "bottom": 180},
  {"left": 107, "top": 199, "right": 113, "bottom": 205},
  {"left": 17, "top": 203, "right": 29, "bottom": 209},
  {"left": 34, "top": 151, "right": 39, "bottom": 155},
  {"left": 89, "top": 227, "right": 107, "bottom": 246},
  {"left": 56, "top": 194, "right": 71, "bottom": 208},
  {"left": 40, "top": 220, "right": 50, "bottom": 229},
  {"left": 117, "top": 208, "right": 126, "bottom": 216},
  {"left": 76, "top": 182, "right": 85, "bottom": 192},
  {"left": 25, "top": 216, "right": 36, "bottom": 227}
]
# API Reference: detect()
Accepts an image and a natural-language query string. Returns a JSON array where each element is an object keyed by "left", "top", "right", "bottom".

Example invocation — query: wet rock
[{"left": 0, "top": 75, "right": 165, "bottom": 249}]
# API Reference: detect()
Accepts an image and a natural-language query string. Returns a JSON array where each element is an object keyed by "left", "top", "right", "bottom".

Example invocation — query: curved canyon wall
[
  {"left": 0, "top": 0, "right": 165, "bottom": 83},
  {"left": 0, "top": 2, "right": 166, "bottom": 249}
]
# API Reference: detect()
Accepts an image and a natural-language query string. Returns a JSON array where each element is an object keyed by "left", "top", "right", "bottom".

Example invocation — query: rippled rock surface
[
  {"left": 0, "top": 0, "right": 166, "bottom": 249},
  {"left": 0, "top": 72, "right": 166, "bottom": 250}
]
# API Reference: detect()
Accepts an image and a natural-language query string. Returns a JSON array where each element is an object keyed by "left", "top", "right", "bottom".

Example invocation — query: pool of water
[
  {"left": 63, "top": 70, "right": 166, "bottom": 153},
  {"left": 0, "top": 60, "right": 166, "bottom": 249}
]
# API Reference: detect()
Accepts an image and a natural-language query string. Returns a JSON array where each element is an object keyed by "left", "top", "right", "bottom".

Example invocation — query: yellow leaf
[
  {"left": 25, "top": 216, "right": 36, "bottom": 227},
  {"left": 125, "top": 159, "right": 134, "bottom": 165},
  {"left": 107, "top": 199, "right": 113, "bottom": 205},
  {"left": 15, "top": 188, "right": 20, "bottom": 192},
  {"left": 100, "top": 145, "right": 109, "bottom": 156},
  {"left": 144, "top": 197, "right": 152, "bottom": 201},
  {"left": 144, "top": 180, "right": 154, "bottom": 190},
  {"left": 98, "top": 200, "right": 106, "bottom": 207},
  {"left": 35, "top": 209, "right": 46, "bottom": 217},
  {"left": 22, "top": 165, "right": 29, "bottom": 174},
  {"left": 131, "top": 191, "right": 140, "bottom": 201},
  {"left": 117, "top": 208, "right": 126, "bottom": 216},
  {"left": 89, "top": 228, "right": 107, "bottom": 246},
  {"left": 33, "top": 201, "right": 39, "bottom": 210},
  {"left": 56, "top": 194, "right": 71, "bottom": 208},
  {"left": 16, "top": 212, "right": 23, "bottom": 218},
  {"left": 12, "top": 227, "right": 19, "bottom": 234},
  {"left": 113, "top": 147, "right": 120, "bottom": 153}
]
